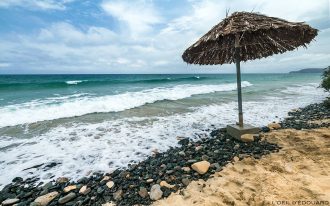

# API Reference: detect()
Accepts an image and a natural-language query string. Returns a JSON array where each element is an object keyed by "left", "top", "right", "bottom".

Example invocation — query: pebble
[
  {"left": 56, "top": 177, "right": 69, "bottom": 184},
  {"left": 97, "top": 187, "right": 105, "bottom": 194},
  {"left": 181, "top": 167, "right": 191, "bottom": 172},
  {"left": 101, "top": 176, "right": 110, "bottom": 182},
  {"left": 182, "top": 178, "right": 191, "bottom": 186},
  {"left": 106, "top": 181, "right": 115, "bottom": 189},
  {"left": 261, "top": 126, "right": 271, "bottom": 132},
  {"left": 39, "top": 189, "right": 49, "bottom": 196},
  {"left": 234, "top": 144, "right": 240, "bottom": 150},
  {"left": 63, "top": 185, "right": 77, "bottom": 193},
  {"left": 160, "top": 181, "right": 175, "bottom": 188},
  {"left": 195, "top": 145, "right": 203, "bottom": 151},
  {"left": 178, "top": 151, "right": 185, "bottom": 156},
  {"left": 176, "top": 136, "right": 185, "bottom": 140},
  {"left": 268, "top": 123, "right": 281, "bottom": 129},
  {"left": 146, "top": 178, "right": 154, "bottom": 183},
  {"left": 138, "top": 187, "right": 148, "bottom": 198},
  {"left": 240, "top": 134, "right": 254, "bottom": 142},
  {"left": 233, "top": 156, "right": 239, "bottom": 162},
  {"left": 42, "top": 182, "right": 53, "bottom": 190},
  {"left": 2, "top": 198, "right": 20, "bottom": 205},
  {"left": 58, "top": 192, "right": 76, "bottom": 204},
  {"left": 149, "top": 184, "right": 163, "bottom": 200},
  {"left": 166, "top": 170, "right": 174, "bottom": 175},
  {"left": 191, "top": 161, "right": 210, "bottom": 175},
  {"left": 239, "top": 154, "right": 250, "bottom": 159},
  {"left": 102, "top": 203, "right": 116, "bottom": 206},
  {"left": 178, "top": 138, "right": 189, "bottom": 145},
  {"left": 113, "top": 189, "right": 123, "bottom": 200},
  {"left": 211, "top": 163, "right": 220, "bottom": 170},
  {"left": 174, "top": 165, "right": 181, "bottom": 170},
  {"left": 77, "top": 177, "right": 89, "bottom": 184},
  {"left": 152, "top": 149, "right": 159, "bottom": 154},
  {"left": 201, "top": 155, "right": 209, "bottom": 161},
  {"left": 79, "top": 185, "right": 91, "bottom": 195},
  {"left": 12, "top": 177, "right": 23, "bottom": 183},
  {"left": 33, "top": 191, "right": 58, "bottom": 206}
]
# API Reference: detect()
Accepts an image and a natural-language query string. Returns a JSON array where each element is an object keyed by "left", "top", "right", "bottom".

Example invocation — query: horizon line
[{"left": 0, "top": 72, "right": 317, "bottom": 75}]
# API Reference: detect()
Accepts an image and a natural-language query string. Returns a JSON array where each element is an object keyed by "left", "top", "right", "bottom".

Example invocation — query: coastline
[
  {"left": 1, "top": 101, "right": 329, "bottom": 206},
  {"left": 0, "top": 74, "right": 325, "bottom": 188},
  {"left": 154, "top": 127, "right": 330, "bottom": 206}
]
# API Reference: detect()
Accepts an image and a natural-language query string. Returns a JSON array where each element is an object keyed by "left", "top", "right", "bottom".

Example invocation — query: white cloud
[
  {"left": 0, "top": 22, "right": 167, "bottom": 73},
  {"left": 0, "top": 0, "right": 329, "bottom": 73},
  {"left": 0, "top": 0, "right": 74, "bottom": 10},
  {"left": 101, "top": 0, "right": 163, "bottom": 38},
  {"left": 37, "top": 22, "right": 117, "bottom": 45},
  {"left": 154, "top": 60, "right": 168, "bottom": 66},
  {"left": 163, "top": 1, "right": 225, "bottom": 34},
  {"left": 253, "top": 0, "right": 328, "bottom": 21},
  {"left": 0, "top": 63, "right": 11, "bottom": 68}
]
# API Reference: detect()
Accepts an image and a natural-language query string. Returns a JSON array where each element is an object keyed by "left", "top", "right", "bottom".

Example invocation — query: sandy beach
[{"left": 154, "top": 126, "right": 330, "bottom": 206}]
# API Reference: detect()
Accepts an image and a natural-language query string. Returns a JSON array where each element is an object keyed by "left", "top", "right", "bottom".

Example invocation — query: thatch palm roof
[{"left": 182, "top": 12, "right": 318, "bottom": 65}]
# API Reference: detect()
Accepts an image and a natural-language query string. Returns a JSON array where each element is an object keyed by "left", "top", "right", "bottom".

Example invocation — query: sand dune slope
[{"left": 154, "top": 128, "right": 330, "bottom": 206}]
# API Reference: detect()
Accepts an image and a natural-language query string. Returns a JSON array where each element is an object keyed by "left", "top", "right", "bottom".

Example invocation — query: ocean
[{"left": 0, "top": 73, "right": 326, "bottom": 188}]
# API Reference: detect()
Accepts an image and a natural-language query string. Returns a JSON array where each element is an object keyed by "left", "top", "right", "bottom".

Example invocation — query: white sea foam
[
  {"left": 45, "top": 93, "right": 90, "bottom": 101},
  {"left": 0, "top": 82, "right": 252, "bottom": 128},
  {"left": 280, "top": 83, "right": 320, "bottom": 95},
  {"left": 0, "top": 83, "right": 326, "bottom": 188},
  {"left": 65, "top": 80, "right": 85, "bottom": 85}
]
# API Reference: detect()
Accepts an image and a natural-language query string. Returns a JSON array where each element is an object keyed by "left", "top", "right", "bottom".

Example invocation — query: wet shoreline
[{"left": 1, "top": 101, "right": 329, "bottom": 206}]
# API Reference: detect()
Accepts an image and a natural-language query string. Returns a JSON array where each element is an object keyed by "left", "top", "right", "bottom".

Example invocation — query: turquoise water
[
  {"left": 0, "top": 74, "right": 322, "bottom": 105},
  {"left": 0, "top": 73, "right": 326, "bottom": 187}
]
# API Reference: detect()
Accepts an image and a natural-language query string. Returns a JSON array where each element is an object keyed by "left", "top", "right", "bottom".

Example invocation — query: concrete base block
[{"left": 227, "top": 124, "right": 260, "bottom": 140}]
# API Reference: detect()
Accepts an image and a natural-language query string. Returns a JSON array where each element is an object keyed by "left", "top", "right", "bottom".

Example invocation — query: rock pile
[
  {"left": 2, "top": 100, "right": 329, "bottom": 205},
  {"left": 281, "top": 102, "right": 330, "bottom": 129},
  {"left": 0, "top": 129, "right": 280, "bottom": 206}
]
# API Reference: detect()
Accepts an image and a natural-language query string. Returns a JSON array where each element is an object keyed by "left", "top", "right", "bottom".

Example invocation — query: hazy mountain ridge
[{"left": 289, "top": 68, "right": 324, "bottom": 73}]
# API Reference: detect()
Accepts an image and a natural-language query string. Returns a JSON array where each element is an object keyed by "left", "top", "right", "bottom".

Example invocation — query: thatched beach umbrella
[{"left": 182, "top": 12, "right": 318, "bottom": 137}]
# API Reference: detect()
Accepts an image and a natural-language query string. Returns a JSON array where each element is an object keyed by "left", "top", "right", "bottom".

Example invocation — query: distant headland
[{"left": 289, "top": 68, "right": 324, "bottom": 74}]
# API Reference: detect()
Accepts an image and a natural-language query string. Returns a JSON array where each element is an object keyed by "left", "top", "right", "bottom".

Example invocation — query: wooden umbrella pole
[{"left": 235, "top": 34, "right": 243, "bottom": 127}]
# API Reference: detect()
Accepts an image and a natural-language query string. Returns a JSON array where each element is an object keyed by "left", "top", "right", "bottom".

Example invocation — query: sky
[{"left": 0, "top": 0, "right": 329, "bottom": 74}]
